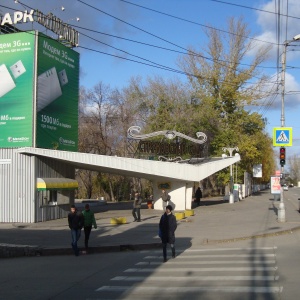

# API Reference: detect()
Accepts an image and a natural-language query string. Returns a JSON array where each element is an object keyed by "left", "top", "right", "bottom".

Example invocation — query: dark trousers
[
  {"left": 132, "top": 208, "right": 141, "bottom": 220},
  {"left": 162, "top": 242, "right": 175, "bottom": 259},
  {"left": 71, "top": 229, "right": 81, "bottom": 256},
  {"left": 84, "top": 226, "right": 92, "bottom": 249}
]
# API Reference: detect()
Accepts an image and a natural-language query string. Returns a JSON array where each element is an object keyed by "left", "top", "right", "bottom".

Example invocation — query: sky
[{"left": 1, "top": 0, "right": 300, "bottom": 163}]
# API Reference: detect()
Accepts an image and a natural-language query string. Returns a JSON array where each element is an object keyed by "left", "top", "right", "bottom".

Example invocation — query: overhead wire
[
  {"left": 0, "top": 2, "right": 279, "bottom": 72},
  {"left": 76, "top": 0, "right": 280, "bottom": 77},
  {"left": 210, "top": 0, "right": 300, "bottom": 21},
  {"left": 76, "top": 0, "right": 280, "bottom": 93},
  {"left": 71, "top": 23, "right": 278, "bottom": 71},
  {"left": 2, "top": 2, "right": 277, "bottom": 77},
  {"left": 117, "top": 0, "right": 291, "bottom": 112},
  {"left": 0, "top": 1, "right": 287, "bottom": 99},
  {"left": 3, "top": 1, "right": 300, "bottom": 141},
  {"left": 256, "top": 0, "right": 282, "bottom": 118},
  {"left": 120, "top": 0, "right": 278, "bottom": 46},
  {"left": 0, "top": 13, "right": 269, "bottom": 90}
]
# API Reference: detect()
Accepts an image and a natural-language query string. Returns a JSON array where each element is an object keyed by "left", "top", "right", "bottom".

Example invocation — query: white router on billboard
[
  {"left": 0, "top": 64, "right": 16, "bottom": 97},
  {"left": 0, "top": 60, "right": 26, "bottom": 98},
  {"left": 37, "top": 67, "right": 68, "bottom": 111}
]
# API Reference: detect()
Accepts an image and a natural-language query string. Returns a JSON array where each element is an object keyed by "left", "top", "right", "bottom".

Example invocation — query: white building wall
[
  {"left": 0, "top": 148, "right": 35, "bottom": 223},
  {"left": 152, "top": 180, "right": 194, "bottom": 211},
  {"left": 0, "top": 149, "right": 75, "bottom": 223},
  {"left": 185, "top": 182, "right": 194, "bottom": 210}
]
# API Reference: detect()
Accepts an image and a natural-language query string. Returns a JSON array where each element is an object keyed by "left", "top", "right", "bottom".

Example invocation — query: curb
[
  {"left": 0, "top": 242, "right": 162, "bottom": 258},
  {"left": 203, "top": 225, "right": 300, "bottom": 245},
  {"left": 0, "top": 243, "right": 42, "bottom": 258}
]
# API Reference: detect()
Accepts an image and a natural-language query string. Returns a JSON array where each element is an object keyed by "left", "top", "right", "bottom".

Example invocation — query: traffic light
[{"left": 280, "top": 147, "right": 286, "bottom": 166}]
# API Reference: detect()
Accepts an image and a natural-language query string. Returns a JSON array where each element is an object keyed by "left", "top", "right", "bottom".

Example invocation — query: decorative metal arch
[{"left": 127, "top": 126, "right": 207, "bottom": 144}]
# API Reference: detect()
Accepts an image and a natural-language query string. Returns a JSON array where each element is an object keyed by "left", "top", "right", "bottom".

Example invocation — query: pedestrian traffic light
[{"left": 280, "top": 147, "right": 286, "bottom": 166}]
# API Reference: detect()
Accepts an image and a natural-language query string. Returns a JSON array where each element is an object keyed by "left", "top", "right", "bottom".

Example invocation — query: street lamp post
[
  {"left": 223, "top": 147, "right": 239, "bottom": 204},
  {"left": 278, "top": 34, "right": 300, "bottom": 222}
]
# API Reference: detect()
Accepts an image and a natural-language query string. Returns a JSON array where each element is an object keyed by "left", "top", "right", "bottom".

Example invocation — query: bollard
[
  {"left": 175, "top": 212, "right": 185, "bottom": 221},
  {"left": 184, "top": 209, "right": 194, "bottom": 217},
  {"left": 298, "top": 198, "right": 300, "bottom": 213},
  {"left": 110, "top": 217, "right": 127, "bottom": 224}
]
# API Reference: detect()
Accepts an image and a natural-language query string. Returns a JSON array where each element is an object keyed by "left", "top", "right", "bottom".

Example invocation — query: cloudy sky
[{"left": 1, "top": 0, "right": 300, "bottom": 158}]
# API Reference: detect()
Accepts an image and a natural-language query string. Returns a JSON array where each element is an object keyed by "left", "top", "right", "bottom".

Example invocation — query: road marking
[
  {"left": 124, "top": 266, "right": 278, "bottom": 272},
  {"left": 96, "top": 285, "right": 283, "bottom": 293},
  {"left": 140, "top": 247, "right": 277, "bottom": 253},
  {"left": 111, "top": 275, "right": 279, "bottom": 281},
  {"left": 136, "top": 260, "right": 276, "bottom": 265},
  {"left": 144, "top": 254, "right": 275, "bottom": 258}
]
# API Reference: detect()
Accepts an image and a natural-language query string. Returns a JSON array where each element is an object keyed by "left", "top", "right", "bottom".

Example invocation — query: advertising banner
[
  {"left": 0, "top": 31, "right": 35, "bottom": 148},
  {"left": 270, "top": 176, "right": 281, "bottom": 195},
  {"left": 36, "top": 33, "right": 79, "bottom": 151},
  {"left": 253, "top": 164, "right": 262, "bottom": 178}
]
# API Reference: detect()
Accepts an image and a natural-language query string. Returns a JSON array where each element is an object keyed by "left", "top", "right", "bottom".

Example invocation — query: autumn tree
[
  {"left": 78, "top": 81, "right": 152, "bottom": 200},
  {"left": 177, "top": 17, "right": 275, "bottom": 184}
]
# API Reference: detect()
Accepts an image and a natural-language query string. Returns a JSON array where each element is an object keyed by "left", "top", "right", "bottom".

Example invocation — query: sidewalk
[{"left": 1, "top": 189, "right": 300, "bottom": 258}]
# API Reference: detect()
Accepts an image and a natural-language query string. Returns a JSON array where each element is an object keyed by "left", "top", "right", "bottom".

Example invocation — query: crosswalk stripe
[
  {"left": 140, "top": 247, "right": 277, "bottom": 253},
  {"left": 95, "top": 247, "right": 282, "bottom": 297},
  {"left": 136, "top": 260, "right": 276, "bottom": 265},
  {"left": 96, "top": 285, "right": 283, "bottom": 293},
  {"left": 124, "top": 266, "right": 277, "bottom": 272},
  {"left": 144, "top": 254, "right": 275, "bottom": 258},
  {"left": 111, "top": 275, "right": 279, "bottom": 281}
]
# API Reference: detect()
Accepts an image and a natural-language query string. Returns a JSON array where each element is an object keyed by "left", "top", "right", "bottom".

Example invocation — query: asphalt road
[
  {"left": 1, "top": 188, "right": 300, "bottom": 299},
  {"left": 1, "top": 233, "right": 300, "bottom": 300}
]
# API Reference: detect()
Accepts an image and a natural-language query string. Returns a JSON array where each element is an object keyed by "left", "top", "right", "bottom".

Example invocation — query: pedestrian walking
[
  {"left": 68, "top": 204, "right": 84, "bottom": 256},
  {"left": 132, "top": 192, "right": 142, "bottom": 222},
  {"left": 161, "top": 189, "right": 171, "bottom": 210},
  {"left": 82, "top": 203, "right": 97, "bottom": 252},
  {"left": 159, "top": 204, "right": 177, "bottom": 262},
  {"left": 195, "top": 186, "right": 202, "bottom": 206}
]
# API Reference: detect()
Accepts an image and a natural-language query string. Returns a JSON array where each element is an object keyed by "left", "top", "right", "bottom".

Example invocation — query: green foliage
[{"left": 77, "top": 17, "right": 276, "bottom": 198}]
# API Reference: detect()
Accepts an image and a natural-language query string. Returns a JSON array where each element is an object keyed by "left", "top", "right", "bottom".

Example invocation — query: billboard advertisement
[
  {"left": 0, "top": 31, "right": 35, "bottom": 148},
  {"left": 36, "top": 33, "right": 79, "bottom": 151},
  {"left": 270, "top": 176, "right": 281, "bottom": 195}
]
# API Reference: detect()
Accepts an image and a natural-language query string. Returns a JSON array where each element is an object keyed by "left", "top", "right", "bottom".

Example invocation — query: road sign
[{"left": 273, "top": 127, "right": 292, "bottom": 146}]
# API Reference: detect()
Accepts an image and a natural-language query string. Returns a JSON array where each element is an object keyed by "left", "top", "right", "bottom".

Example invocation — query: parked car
[
  {"left": 283, "top": 184, "right": 289, "bottom": 191},
  {"left": 289, "top": 183, "right": 294, "bottom": 187}
]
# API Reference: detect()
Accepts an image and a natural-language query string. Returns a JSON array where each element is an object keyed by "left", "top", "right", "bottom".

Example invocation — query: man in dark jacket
[
  {"left": 195, "top": 187, "right": 202, "bottom": 206},
  {"left": 159, "top": 204, "right": 177, "bottom": 262},
  {"left": 68, "top": 205, "right": 84, "bottom": 256}
]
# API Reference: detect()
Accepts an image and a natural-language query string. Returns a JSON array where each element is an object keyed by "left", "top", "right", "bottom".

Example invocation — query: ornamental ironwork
[
  {"left": 127, "top": 126, "right": 208, "bottom": 161},
  {"left": 127, "top": 126, "right": 207, "bottom": 144}
]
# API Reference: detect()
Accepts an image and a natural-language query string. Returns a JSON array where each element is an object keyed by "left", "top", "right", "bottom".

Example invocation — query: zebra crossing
[{"left": 95, "top": 246, "right": 282, "bottom": 299}]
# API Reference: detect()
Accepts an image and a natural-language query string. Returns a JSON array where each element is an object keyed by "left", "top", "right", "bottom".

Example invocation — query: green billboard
[
  {"left": 36, "top": 33, "right": 79, "bottom": 151},
  {"left": 0, "top": 31, "right": 35, "bottom": 147}
]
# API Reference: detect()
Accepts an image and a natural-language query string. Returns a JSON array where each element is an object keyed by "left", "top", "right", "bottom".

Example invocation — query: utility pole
[{"left": 278, "top": 34, "right": 300, "bottom": 222}]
